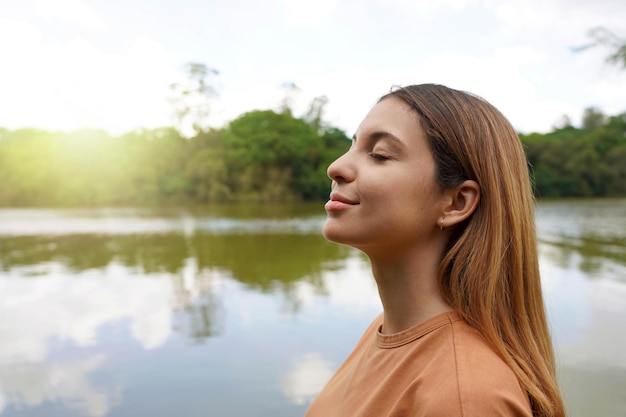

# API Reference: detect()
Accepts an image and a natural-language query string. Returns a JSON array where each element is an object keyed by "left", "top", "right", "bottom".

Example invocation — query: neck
[{"left": 369, "top": 247, "right": 453, "bottom": 335}]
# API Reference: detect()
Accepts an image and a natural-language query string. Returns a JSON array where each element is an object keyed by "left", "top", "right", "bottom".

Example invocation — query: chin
[
  {"left": 322, "top": 222, "right": 346, "bottom": 244},
  {"left": 322, "top": 224, "right": 359, "bottom": 249},
  {"left": 321, "top": 224, "right": 338, "bottom": 242}
]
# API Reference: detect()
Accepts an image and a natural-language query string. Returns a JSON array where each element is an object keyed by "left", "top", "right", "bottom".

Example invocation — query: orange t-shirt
[{"left": 305, "top": 311, "right": 532, "bottom": 417}]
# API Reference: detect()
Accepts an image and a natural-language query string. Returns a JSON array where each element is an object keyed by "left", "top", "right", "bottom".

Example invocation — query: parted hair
[{"left": 381, "top": 84, "right": 565, "bottom": 417}]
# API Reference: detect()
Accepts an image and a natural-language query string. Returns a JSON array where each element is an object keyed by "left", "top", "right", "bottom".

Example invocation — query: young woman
[{"left": 306, "top": 84, "right": 565, "bottom": 417}]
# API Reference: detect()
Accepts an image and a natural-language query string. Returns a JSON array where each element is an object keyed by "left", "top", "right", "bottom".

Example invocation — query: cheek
[
  {"left": 404, "top": 180, "right": 442, "bottom": 217},
  {"left": 404, "top": 175, "right": 436, "bottom": 200}
]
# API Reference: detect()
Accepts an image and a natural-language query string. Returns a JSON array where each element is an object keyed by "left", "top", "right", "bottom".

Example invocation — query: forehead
[{"left": 355, "top": 97, "right": 424, "bottom": 145}]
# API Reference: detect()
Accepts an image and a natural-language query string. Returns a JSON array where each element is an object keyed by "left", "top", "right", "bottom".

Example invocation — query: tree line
[
  {"left": 0, "top": 109, "right": 349, "bottom": 207},
  {"left": 521, "top": 108, "right": 626, "bottom": 197},
  {"left": 524, "top": 27, "right": 626, "bottom": 197},
  {"left": 0, "top": 106, "right": 624, "bottom": 207}
]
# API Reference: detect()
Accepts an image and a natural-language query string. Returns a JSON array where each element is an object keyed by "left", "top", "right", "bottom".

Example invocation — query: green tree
[
  {"left": 0, "top": 129, "right": 62, "bottom": 205},
  {"left": 521, "top": 109, "right": 626, "bottom": 198},
  {"left": 222, "top": 109, "right": 348, "bottom": 201},
  {"left": 186, "top": 130, "right": 231, "bottom": 202},
  {"left": 0, "top": 116, "right": 347, "bottom": 206},
  {"left": 222, "top": 110, "right": 313, "bottom": 200}
]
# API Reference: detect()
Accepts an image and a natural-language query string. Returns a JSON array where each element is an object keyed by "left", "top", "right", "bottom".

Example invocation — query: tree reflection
[
  {"left": 536, "top": 199, "right": 626, "bottom": 281},
  {"left": 171, "top": 265, "right": 224, "bottom": 341},
  {"left": 0, "top": 230, "right": 350, "bottom": 342},
  {"left": 539, "top": 235, "right": 626, "bottom": 279},
  {"left": 191, "top": 232, "right": 350, "bottom": 290},
  {"left": 0, "top": 231, "right": 349, "bottom": 287}
]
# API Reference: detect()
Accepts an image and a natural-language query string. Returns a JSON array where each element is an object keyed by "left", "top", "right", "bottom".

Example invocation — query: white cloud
[
  {"left": 1, "top": 0, "right": 625, "bottom": 134},
  {"left": 0, "top": 12, "right": 176, "bottom": 133},
  {"left": 282, "top": 352, "right": 335, "bottom": 405},
  {"left": 283, "top": 0, "right": 337, "bottom": 27},
  {"left": 35, "top": 0, "right": 106, "bottom": 30},
  {"left": 282, "top": 253, "right": 381, "bottom": 317},
  {"left": 0, "top": 355, "right": 115, "bottom": 417},
  {"left": 544, "top": 260, "right": 626, "bottom": 369},
  {"left": 492, "top": 0, "right": 626, "bottom": 45},
  {"left": 0, "top": 18, "right": 42, "bottom": 55},
  {"left": 261, "top": 52, "right": 556, "bottom": 133},
  {"left": 380, "top": 0, "right": 475, "bottom": 15},
  {"left": 0, "top": 268, "right": 172, "bottom": 365}
]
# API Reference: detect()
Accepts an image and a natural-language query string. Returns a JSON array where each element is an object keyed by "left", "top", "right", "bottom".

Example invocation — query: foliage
[
  {"left": 521, "top": 110, "right": 626, "bottom": 198},
  {"left": 0, "top": 111, "right": 349, "bottom": 207},
  {"left": 576, "top": 27, "right": 626, "bottom": 69},
  {"left": 3, "top": 103, "right": 624, "bottom": 206},
  {"left": 222, "top": 109, "right": 335, "bottom": 201}
]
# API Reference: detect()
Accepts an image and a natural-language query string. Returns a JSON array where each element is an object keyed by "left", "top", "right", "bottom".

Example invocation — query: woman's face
[{"left": 323, "top": 97, "right": 446, "bottom": 255}]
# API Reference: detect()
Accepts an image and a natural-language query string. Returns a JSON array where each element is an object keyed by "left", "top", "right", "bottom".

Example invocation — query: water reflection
[
  {"left": 0, "top": 207, "right": 359, "bottom": 416},
  {"left": 535, "top": 199, "right": 626, "bottom": 417},
  {"left": 536, "top": 198, "right": 626, "bottom": 280},
  {"left": 282, "top": 353, "right": 334, "bottom": 406},
  {"left": 0, "top": 201, "right": 624, "bottom": 417},
  {"left": 0, "top": 355, "right": 115, "bottom": 417},
  {"left": 0, "top": 268, "right": 172, "bottom": 416},
  {"left": 0, "top": 271, "right": 172, "bottom": 362},
  {"left": 171, "top": 260, "right": 224, "bottom": 340},
  {"left": 0, "top": 232, "right": 349, "bottom": 290}
]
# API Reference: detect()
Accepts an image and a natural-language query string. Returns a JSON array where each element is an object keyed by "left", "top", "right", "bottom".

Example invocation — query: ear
[{"left": 441, "top": 180, "right": 480, "bottom": 228}]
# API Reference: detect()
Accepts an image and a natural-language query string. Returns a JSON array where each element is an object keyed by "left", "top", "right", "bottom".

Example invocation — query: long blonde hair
[{"left": 382, "top": 84, "right": 565, "bottom": 417}]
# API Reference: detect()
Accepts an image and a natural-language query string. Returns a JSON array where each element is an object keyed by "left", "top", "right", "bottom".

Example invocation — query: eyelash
[{"left": 368, "top": 152, "right": 389, "bottom": 161}]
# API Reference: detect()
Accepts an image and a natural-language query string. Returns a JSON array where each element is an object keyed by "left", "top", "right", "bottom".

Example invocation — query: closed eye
[{"left": 368, "top": 152, "right": 389, "bottom": 161}]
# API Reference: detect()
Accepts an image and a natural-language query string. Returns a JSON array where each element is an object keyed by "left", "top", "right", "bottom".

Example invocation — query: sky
[{"left": 0, "top": 0, "right": 625, "bottom": 136}]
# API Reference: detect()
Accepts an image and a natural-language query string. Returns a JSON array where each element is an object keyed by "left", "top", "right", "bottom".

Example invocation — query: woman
[{"left": 305, "top": 84, "right": 565, "bottom": 417}]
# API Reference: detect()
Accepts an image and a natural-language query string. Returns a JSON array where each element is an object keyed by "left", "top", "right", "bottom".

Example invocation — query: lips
[
  {"left": 329, "top": 192, "right": 358, "bottom": 205},
  {"left": 325, "top": 192, "right": 359, "bottom": 212}
]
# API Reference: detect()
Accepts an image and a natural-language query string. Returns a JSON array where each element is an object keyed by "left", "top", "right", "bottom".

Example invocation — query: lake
[{"left": 0, "top": 199, "right": 624, "bottom": 417}]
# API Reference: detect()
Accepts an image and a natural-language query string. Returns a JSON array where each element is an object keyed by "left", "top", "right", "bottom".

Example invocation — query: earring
[{"left": 438, "top": 218, "right": 444, "bottom": 231}]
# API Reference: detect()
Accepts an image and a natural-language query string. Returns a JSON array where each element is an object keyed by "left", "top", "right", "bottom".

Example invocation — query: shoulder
[
  {"left": 388, "top": 313, "right": 532, "bottom": 417},
  {"left": 445, "top": 316, "right": 533, "bottom": 417}
]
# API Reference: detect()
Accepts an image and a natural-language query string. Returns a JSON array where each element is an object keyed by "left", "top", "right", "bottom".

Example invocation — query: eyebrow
[{"left": 352, "top": 131, "right": 405, "bottom": 148}]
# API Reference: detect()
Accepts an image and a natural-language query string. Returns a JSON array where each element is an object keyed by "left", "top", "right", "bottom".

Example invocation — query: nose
[{"left": 327, "top": 150, "right": 355, "bottom": 184}]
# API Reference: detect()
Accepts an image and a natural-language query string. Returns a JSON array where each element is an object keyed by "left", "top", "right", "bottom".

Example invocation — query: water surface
[{"left": 0, "top": 200, "right": 624, "bottom": 416}]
